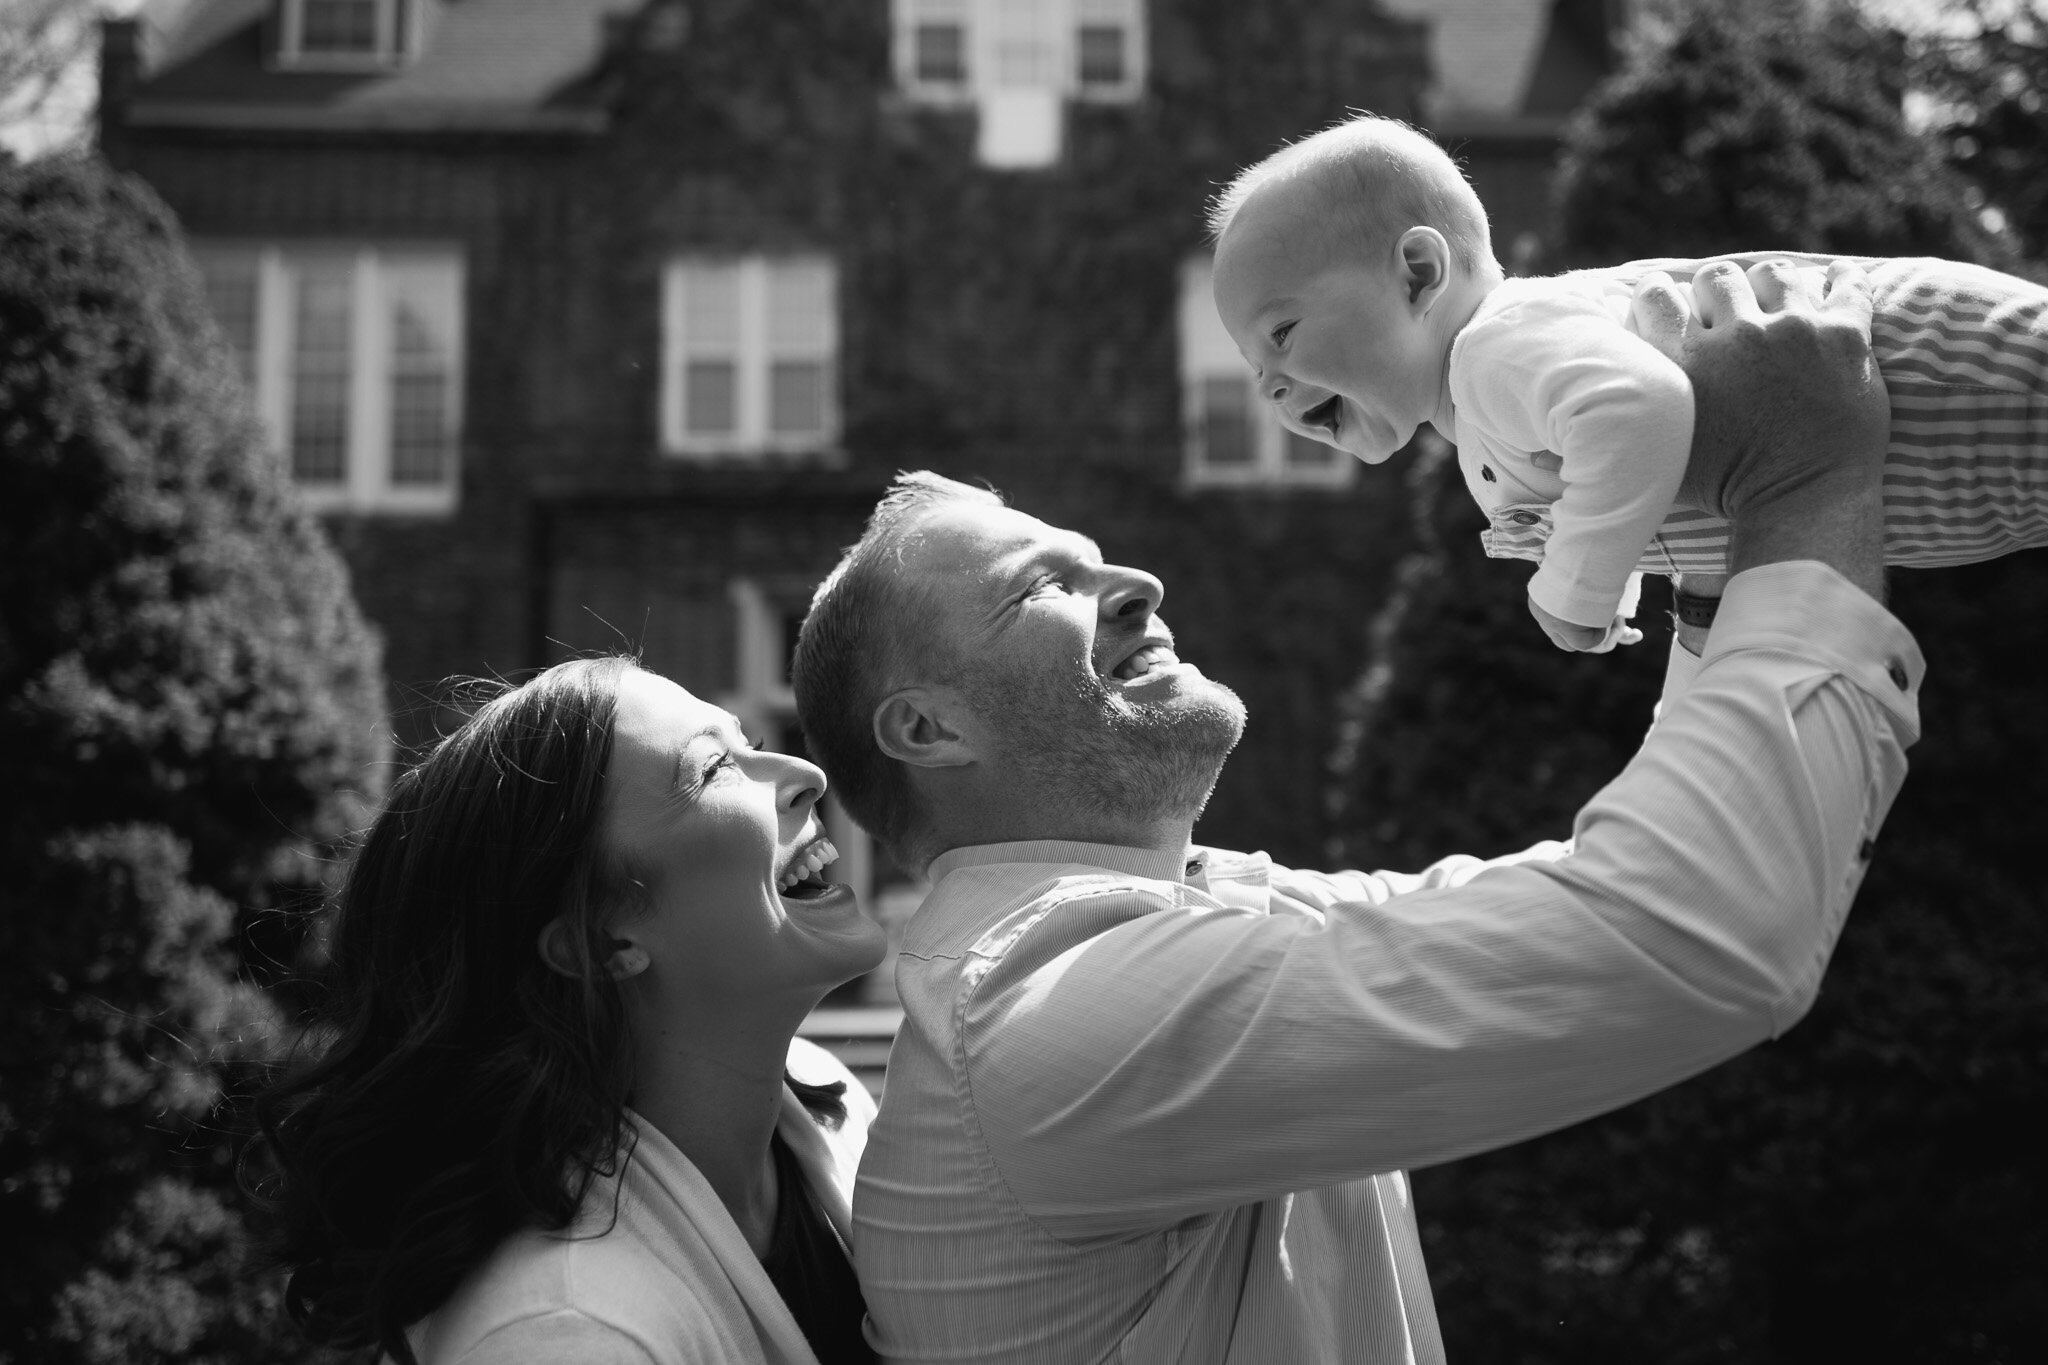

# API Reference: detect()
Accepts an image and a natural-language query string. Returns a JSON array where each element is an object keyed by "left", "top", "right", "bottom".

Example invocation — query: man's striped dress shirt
[{"left": 853, "top": 563, "right": 1922, "bottom": 1364}]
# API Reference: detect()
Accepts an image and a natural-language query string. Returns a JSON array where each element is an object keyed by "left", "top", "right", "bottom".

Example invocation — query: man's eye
[{"left": 1271, "top": 321, "right": 1296, "bottom": 347}]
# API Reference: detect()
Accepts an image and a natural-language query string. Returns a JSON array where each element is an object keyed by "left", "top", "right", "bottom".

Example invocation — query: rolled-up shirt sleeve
[{"left": 969, "top": 561, "right": 1921, "bottom": 1242}]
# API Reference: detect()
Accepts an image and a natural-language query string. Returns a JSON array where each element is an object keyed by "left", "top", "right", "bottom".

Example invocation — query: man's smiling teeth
[
  {"left": 1112, "top": 644, "right": 1179, "bottom": 681},
  {"left": 777, "top": 838, "right": 839, "bottom": 893}
]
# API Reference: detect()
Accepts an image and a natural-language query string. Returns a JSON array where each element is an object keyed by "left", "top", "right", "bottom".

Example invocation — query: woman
[{"left": 251, "top": 656, "right": 890, "bottom": 1364}]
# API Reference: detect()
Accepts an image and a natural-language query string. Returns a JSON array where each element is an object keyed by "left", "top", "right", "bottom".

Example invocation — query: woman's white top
[{"left": 405, "top": 1038, "right": 874, "bottom": 1365}]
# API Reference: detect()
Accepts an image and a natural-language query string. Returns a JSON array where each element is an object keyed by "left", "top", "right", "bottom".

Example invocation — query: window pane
[
  {"left": 1199, "top": 376, "right": 1253, "bottom": 467},
  {"left": 767, "top": 261, "right": 833, "bottom": 351},
  {"left": 290, "top": 263, "right": 352, "bottom": 484},
  {"left": 769, "top": 361, "right": 825, "bottom": 434},
  {"left": 1076, "top": 25, "right": 1125, "bottom": 85},
  {"left": 914, "top": 22, "right": 966, "bottom": 82},
  {"left": 991, "top": 0, "right": 1056, "bottom": 85},
  {"left": 195, "top": 251, "right": 259, "bottom": 389},
  {"left": 678, "top": 263, "right": 740, "bottom": 350},
  {"left": 301, "top": 0, "right": 379, "bottom": 53},
  {"left": 686, "top": 360, "right": 737, "bottom": 434},
  {"left": 388, "top": 298, "right": 451, "bottom": 485},
  {"left": 1285, "top": 428, "right": 1338, "bottom": 468}
]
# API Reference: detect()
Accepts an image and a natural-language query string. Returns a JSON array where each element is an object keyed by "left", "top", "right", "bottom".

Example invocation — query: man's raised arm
[{"left": 965, "top": 264, "right": 1921, "bottom": 1236}]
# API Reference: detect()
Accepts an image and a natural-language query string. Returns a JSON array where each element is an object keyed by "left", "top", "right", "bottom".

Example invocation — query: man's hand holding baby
[{"left": 1631, "top": 257, "right": 1890, "bottom": 602}]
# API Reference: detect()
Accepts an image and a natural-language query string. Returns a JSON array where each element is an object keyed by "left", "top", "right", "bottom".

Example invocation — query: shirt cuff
[{"left": 1706, "top": 560, "right": 1923, "bottom": 735}]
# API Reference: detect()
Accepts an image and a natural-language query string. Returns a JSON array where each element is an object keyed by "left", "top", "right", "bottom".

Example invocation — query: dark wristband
[{"left": 1673, "top": 590, "right": 1721, "bottom": 629}]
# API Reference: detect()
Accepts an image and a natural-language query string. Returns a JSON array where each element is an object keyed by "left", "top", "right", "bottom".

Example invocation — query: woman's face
[{"left": 600, "top": 669, "right": 887, "bottom": 1006}]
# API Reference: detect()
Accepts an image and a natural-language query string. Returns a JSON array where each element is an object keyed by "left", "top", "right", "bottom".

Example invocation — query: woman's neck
[{"left": 628, "top": 996, "right": 813, "bottom": 1257}]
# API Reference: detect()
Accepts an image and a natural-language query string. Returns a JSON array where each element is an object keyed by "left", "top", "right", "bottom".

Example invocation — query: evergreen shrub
[{"left": 0, "top": 153, "right": 384, "bottom": 1363}]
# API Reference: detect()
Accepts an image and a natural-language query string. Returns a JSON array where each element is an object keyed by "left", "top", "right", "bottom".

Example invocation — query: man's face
[
  {"left": 900, "top": 502, "right": 1247, "bottom": 833},
  {"left": 1212, "top": 194, "right": 1444, "bottom": 466}
]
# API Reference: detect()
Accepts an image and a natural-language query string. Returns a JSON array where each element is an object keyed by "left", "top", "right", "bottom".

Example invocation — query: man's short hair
[
  {"left": 793, "top": 471, "right": 1004, "bottom": 864},
  {"left": 1207, "top": 113, "right": 1494, "bottom": 272}
]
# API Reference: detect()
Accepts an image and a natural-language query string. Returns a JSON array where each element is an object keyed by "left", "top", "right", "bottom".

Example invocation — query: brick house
[{"left": 99, "top": 0, "right": 1622, "bottom": 999}]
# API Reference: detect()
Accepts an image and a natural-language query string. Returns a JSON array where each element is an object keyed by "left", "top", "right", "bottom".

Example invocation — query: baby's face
[{"left": 1212, "top": 230, "right": 1444, "bottom": 465}]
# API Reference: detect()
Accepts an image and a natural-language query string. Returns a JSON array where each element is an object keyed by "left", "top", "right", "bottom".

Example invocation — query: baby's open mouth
[
  {"left": 777, "top": 837, "right": 839, "bottom": 899},
  {"left": 1302, "top": 396, "right": 1342, "bottom": 438}
]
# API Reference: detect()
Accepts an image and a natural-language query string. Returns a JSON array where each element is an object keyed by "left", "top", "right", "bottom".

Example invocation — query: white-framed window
[
  {"left": 891, "top": 0, "right": 1146, "bottom": 166},
  {"left": 661, "top": 256, "right": 840, "bottom": 458},
  {"left": 1178, "top": 255, "right": 1355, "bottom": 488},
  {"left": 275, "top": 0, "right": 417, "bottom": 69},
  {"left": 720, "top": 579, "right": 925, "bottom": 1005},
  {"left": 193, "top": 242, "right": 464, "bottom": 515}
]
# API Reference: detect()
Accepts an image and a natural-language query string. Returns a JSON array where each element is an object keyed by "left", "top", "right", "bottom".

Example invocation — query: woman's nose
[
  {"left": 1100, "top": 564, "right": 1164, "bottom": 620},
  {"left": 771, "top": 751, "right": 827, "bottom": 811}
]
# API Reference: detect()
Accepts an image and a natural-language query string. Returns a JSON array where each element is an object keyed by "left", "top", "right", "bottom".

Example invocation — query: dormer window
[
  {"left": 892, "top": 0, "right": 1146, "bottom": 166},
  {"left": 277, "top": 0, "right": 416, "bottom": 69}
]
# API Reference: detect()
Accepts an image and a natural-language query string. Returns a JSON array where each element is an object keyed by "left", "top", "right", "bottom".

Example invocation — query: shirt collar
[{"left": 927, "top": 839, "right": 1193, "bottom": 887}]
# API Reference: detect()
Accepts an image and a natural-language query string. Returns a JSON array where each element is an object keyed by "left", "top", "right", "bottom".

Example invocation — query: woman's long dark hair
[{"left": 246, "top": 657, "right": 843, "bottom": 1364}]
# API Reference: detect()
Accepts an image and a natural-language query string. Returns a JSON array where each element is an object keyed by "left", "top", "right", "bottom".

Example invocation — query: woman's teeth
[
  {"left": 1113, "top": 644, "right": 1178, "bottom": 681},
  {"left": 777, "top": 838, "right": 839, "bottom": 893}
]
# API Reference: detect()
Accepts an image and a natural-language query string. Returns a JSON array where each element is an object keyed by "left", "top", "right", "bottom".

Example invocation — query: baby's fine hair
[{"left": 1207, "top": 114, "right": 1494, "bottom": 271}]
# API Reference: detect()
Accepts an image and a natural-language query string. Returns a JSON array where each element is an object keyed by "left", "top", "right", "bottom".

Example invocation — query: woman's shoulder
[{"left": 406, "top": 1200, "right": 740, "bottom": 1365}]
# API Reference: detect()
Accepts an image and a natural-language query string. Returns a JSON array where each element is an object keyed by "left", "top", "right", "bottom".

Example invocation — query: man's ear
[
  {"left": 873, "top": 686, "right": 976, "bottom": 770},
  {"left": 1395, "top": 226, "right": 1452, "bottom": 313},
  {"left": 538, "top": 919, "right": 649, "bottom": 981}
]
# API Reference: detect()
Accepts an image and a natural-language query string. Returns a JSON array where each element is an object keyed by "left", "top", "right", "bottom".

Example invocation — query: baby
[{"left": 1209, "top": 114, "right": 2048, "bottom": 650}]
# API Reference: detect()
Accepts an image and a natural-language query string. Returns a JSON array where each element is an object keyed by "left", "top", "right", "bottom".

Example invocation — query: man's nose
[{"left": 1100, "top": 564, "right": 1164, "bottom": 620}]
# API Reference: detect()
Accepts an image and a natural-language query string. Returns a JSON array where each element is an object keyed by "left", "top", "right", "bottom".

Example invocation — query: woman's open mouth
[{"left": 777, "top": 836, "right": 840, "bottom": 900}]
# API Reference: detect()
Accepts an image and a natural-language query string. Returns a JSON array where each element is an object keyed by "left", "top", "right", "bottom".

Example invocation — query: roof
[{"left": 124, "top": 0, "right": 644, "bottom": 131}]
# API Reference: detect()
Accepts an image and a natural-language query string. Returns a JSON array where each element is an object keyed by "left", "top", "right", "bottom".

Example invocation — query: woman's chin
[{"left": 779, "top": 883, "right": 890, "bottom": 977}]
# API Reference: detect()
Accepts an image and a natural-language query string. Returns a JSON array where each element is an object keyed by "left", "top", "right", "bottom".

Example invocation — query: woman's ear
[
  {"left": 1396, "top": 226, "right": 1452, "bottom": 312},
  {"left": 537, "top": 919, "right": 649, "bottom": 980},
  {"left": 873, "top": 686, "right": 976, "bottom": 770}
]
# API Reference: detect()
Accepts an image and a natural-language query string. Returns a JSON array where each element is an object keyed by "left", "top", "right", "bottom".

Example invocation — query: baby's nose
[{"left": 1261, "top": 374, "right": 1288, "bottom": 403}]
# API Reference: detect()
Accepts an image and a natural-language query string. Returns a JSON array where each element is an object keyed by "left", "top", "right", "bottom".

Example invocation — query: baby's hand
[{"left": 1529, "top": 597, "right": 1643, "bottom": 653}]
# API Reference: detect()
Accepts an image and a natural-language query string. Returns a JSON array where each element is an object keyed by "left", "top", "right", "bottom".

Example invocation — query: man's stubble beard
[{"left": 963, "top": 658, "right": 1248, "bottom": 831}]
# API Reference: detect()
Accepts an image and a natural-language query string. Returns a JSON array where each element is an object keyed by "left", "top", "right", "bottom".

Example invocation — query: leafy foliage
[
  {"left": 1329, "top": 3, "right": 2048, "bottom": 1359},
  {"left": 1551, "top": 0, "right": 2010, "bottom": 266},
  {"left": 0, "top": 154, "right": 383, "bottom": 1363},
  {"left": 1910, "top": 0, "right": 2048, "bottom": 261}
]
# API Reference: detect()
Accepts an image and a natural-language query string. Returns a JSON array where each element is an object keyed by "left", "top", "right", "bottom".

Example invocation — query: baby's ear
[{"left": 1396, "top": 226, "right": 1452, "bottom": 310}]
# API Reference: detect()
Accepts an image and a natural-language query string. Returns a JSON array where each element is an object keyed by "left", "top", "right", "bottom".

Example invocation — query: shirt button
[
  {"left": 1886, "top": 661, "right": 1909, "bottom": 691},
  {"left": 1510, "top": 510, "right": 1541, "bottom": 526},
  {"left": 1481, "top": 465, "right": 1497, "bottom": 482}
]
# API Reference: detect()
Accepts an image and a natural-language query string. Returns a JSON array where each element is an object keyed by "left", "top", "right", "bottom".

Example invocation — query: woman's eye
[
  {"left": 1271, "top": 321, "right": 1295, "bottom": 347},
  {"left": 704, "top": 752, "right": 736, "bottom": 779}
]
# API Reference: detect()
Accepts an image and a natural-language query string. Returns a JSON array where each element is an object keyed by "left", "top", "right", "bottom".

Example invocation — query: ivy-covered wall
[{"left": 104, "top": 0, "right": 1589, "bottom": 869}]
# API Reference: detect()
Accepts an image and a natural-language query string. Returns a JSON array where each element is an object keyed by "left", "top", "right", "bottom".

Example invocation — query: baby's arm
[{"left": 1458, "top": 296, "right": 1696, "bottom": 648}]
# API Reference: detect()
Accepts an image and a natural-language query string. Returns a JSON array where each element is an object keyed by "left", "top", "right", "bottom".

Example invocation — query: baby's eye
[{"left": 1270, "top": 321, "right": 1296, "bottom": 347}]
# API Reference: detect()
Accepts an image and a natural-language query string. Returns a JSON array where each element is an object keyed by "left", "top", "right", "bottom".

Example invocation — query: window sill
[{"left": 297, "top": 484, "right": 458, "bottom": 517}]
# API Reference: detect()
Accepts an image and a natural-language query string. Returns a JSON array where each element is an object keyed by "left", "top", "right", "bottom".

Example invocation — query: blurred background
[{"left": 1, "top": 0, "right": 2041, "bottom": 1360}]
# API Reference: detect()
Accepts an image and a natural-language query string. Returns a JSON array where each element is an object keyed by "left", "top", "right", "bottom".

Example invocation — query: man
[{"left": 791, "top": 263, "right": 1919, "bottom": 1362}]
